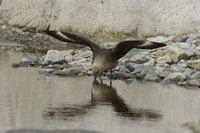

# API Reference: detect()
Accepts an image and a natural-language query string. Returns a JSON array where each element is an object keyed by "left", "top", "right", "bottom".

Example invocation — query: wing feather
[
  {"left": 46, "top": 30, "right": 100, "bottom": 52},
  {"left": 111, "top": 40, "right": 166, "bottom": 60}
]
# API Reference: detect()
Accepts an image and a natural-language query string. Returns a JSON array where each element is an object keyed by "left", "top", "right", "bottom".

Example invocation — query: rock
[
  {"left": 156, "top": 49, "right": 167, "bottom": 57},
  {"left": 167, "top": 46, "right": 188, "bottom": 62},
  {"left": 188, "top": 79, "right": 200, "bottom": 87},
  {"left": 69, "top": 60, "right": 84, "bottom": 67},
  {"left": 107, "top": 72, "right": 132, "bottom": 79},
  {"left": 45, "top": 64, "right": 69, "bottom": 70},
  {"left": 161, "top": 77, "right": 174, "bottom": 84},
  {"left": 181, "top": 48, "right": 195, "bottom": 57},
  {"left": 38, "top": 69, "right": 55, "bottom": 75},
  {"left": 193, "top": 39, "right": 200, "bottom": 46},
  {"left": 177, "top": 81, "right": 188, "bottom": 86},
  {"left": 125, "top": 62, "right": 141, "bottom": 72},
  {"left": 155, "top": 67, "right": 174, "bottom": 78},
  {"left": 119, "top": 67, "right": 130, "bottom": 73},
  {"left": 177, "top": 59, "right": 187, "bottom": 67},
  {"left": 129, "top": 55, "right": 148, "bottom": 64},
  {"left": 179, "top": 42, "right": 192, "bottom": 48},
  {"left": 173, "top": 35, "right": 189, "bottom": 42},
  {"left": 12, "top": 57, "right": 40, "bottom": 68},
  {"left": 147, "top": 36, "right": 167, "bottom": 43},
  {"left": 165, "top": 72, "right": 186, "bottom": 82},
  {"left": 103, "top": 42, "right": 117, "bottom": 48},
  {"left": 170, "top": 64, "right": 186, "bottom": 72},
  {"left": 144, "top": 58, "right": 155, "bottom": 67},
  {"left": 43, "top": 50, "right": 65, "bottom": 64},
  {"left": 190, "top": 72, "right": 200, "bottom": 79},
  {"left": 65, "top": 55, "right": 74, "bottom": 62},
  {"left": 53, "top": 68, "right": 82, "bottom": 76},
  {"left": 144, "top": 74, "right": 161, "bottom": 82},
  {"left": 156, "top": 55, "right": 172, "bottom": 64},
  {"left": 194, "top": 50, "right": 200, "bottom": 56},
  {"left": 81, "top": 50, "right": 92, "bottom": 58},
  {"left": 187, "top": 59, "right": 200, "bottom": 69},
  {"left": 186, "top": 33, "right": 200, "bottom": 44},
  {"left": 59, "top": 50, "right": 74, "bottom": 57}
]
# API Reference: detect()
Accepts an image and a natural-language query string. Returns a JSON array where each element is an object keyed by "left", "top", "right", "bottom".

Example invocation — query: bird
[{"left": 45, "top": 30, "right": 166, "bottom": 77}]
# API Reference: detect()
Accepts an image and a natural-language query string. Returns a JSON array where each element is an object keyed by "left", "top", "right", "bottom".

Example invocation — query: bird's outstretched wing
[
  {"left": 111, "top": 40, "right": 166, "bottom": 60},
  {"left": 45, "top": 30, "right": 100, "bottom": 52}
]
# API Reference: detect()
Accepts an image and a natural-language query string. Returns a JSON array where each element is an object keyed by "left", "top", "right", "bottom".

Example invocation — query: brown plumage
[{"left": 45, "top": 31, "right": 166, "bottom": 76}]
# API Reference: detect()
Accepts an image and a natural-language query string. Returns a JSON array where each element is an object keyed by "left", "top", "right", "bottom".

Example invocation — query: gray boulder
[
  {"left": 43, "top": 50, "right": 65, "bottom": 64},
  {"left": 167, "top": 46, "right": 188, "bottom": 62}
]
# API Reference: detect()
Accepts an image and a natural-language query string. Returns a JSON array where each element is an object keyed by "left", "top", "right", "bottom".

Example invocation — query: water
[{"left": 0, "top": 45, "right": 200, "bottom": 133}]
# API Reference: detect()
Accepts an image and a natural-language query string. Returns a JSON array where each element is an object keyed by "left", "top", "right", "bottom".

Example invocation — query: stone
[
  {"left": 167, "top": 46, "right": 188, "bottom": 62},
  {"left": 12, "top": 57, "right": 40, "bottom": 68},
  {"left": 193, "top": 39, "right": 200, "bottom": 46},
  {"left": 177, "top": 59, "right": 187, "bottom": 67},
  {"left": 155, "top": 67, "right": 174, "bottom": 78},
  {"left": 187, "top": 59, "right": 200, "bottom": 69},
  {"left": 188, "top": 79, "right": 200, "bottom": 87},
  {"left": 144, "top": 74, "right": 161, "bottom": 82},
  {"left": 129, "top": 55, "right": 148, "bottom": 64},
  {"left": 190, "top": 72, "right": 200, "bottom": 80},
  {"left": 53, "top": 68, "right": 82, "bottom": 75},
  {"left": 107, "top": 72, "right": 132, "bottom": 79},
  {"left": 181, "top": 48, "right": 195, "bottom": 57},
  {"left": 125, "top": 62, "right": 141, "bottom": 72},
  {"left": 144, "top": 58, "right": 155, "bottom": 67},
  {"left": 81, "top": 50, "right": 92, "bottom": 58},
  {"left": 59, "top": 50, "right": 74, "bottom": 57},
  {"left": 38, "top": 69, "right": 55, "bottom": 75},
  {"left": 186, "top": 34, "right": 197, "bottom": 44},
  {"left": 194, "top": 50, "right": 200, "bottom": 56},
  {"left": 147, "top": 36, "right": 167, "bottom": 43},
  {"left": 156, "top": 49, "right": 167, "bottom": 57},
  {"left": 119, "top": 67, "right": 130, "bottom": 73},
  {"left": 161, "top": 77, "right": 174, "bottom": 84},
  {"left": 177, "top": 81, "right": 188, "bottom": 86},
  {"left": 173, "top": 35, "right": 189, "bottom": 42},
  {"left": 170, "top": 64, "right": 185, "bottom": 72},
  {"left": 65, "top": 55, "right": 74, "bottom": 62},
  {"left": 69, "top": 61, "right": 84, "bottom": 67},
  {"left": 186, "top": 33, "right": 200, "bottom": 44},
  {"left": 166, "top": 72, "right": 186, "bottom": 82},
  {"left": 103, "top": 42, "right": 117, "bottom": 48},
  {"left": 156, "top": 55, "right": 172, "bottom": 64},
  {"left": 43, "top": 50, "right": 65, "bottom": 64}
]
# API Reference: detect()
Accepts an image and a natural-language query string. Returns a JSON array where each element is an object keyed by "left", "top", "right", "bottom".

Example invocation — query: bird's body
[
  {"left": 92, "top": 49, "right": 118, "bottom": 76},
  {"left": 45, "top": 31, "right": 166, "bottom": 77}
]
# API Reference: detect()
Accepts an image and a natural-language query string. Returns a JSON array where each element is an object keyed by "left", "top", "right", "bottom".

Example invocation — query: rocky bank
[{"left": 11, "top": 32, "right": 200, "bottom": 88}]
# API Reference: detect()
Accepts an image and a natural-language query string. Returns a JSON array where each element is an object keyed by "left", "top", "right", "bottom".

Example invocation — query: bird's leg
[
  {"left": 110, "top": 69, "right": 113, "bottom": 79},
  {"left": 94, "top": 75, "right": 97, "bottom": 80},
  {"left": 109, "top": 69, "right": 113, "bottom": 87},
  {"left": 110, "top": 78, "right": 112, "bottom": 87}
]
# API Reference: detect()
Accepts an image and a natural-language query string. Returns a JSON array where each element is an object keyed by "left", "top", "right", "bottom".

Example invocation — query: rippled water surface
[{"left": 0, "top": 46, "right": 200, "bottom": 133}]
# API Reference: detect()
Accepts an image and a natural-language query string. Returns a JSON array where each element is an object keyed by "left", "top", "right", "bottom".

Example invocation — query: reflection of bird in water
[
  {"left": 45, "top": 30, "right": 166, "bottom": 77},
  {"left": 91, "top": 79, "right": 162, "bottom": 120},
  {"left": 43, "top": 80, "right": 162, "bottom": 121}
]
